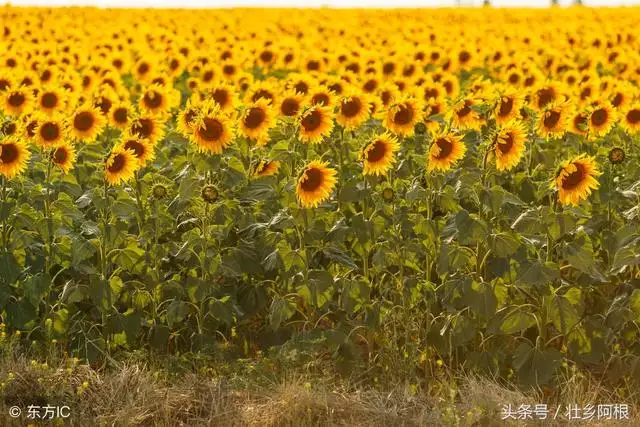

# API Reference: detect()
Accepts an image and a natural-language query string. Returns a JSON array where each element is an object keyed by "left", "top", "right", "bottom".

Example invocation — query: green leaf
[
  {"left": 269, "top": 297, "right": 296, "bottom": 330},
  {"left": 166, "top": 300, "right": 190, "bottom": 328},
  {"left": 498, "top": 308, "right": 536, "bottom": 335},
  {"left": 489, "top": 232, "right": 520, "bottom": 257},
  {"left": 513, "top": 342, "right": 562, "bottom": 386},
  {"left": 22, "top": 273, "right": 51, "bottom": 307},
  {"left": 545, "top": 291, "right": 581, "bottom": 335}
]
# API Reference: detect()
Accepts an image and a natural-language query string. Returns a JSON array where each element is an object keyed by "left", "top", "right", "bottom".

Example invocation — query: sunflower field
[{"left": 1, "top": 5, "right": 640, "bottom": 392}]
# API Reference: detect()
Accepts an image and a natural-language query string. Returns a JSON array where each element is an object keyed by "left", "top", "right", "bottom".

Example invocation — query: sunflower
[
  {"left": 537, "top": 101, "right": 569, "bottom": 140},
  {"left": 177, "top": 98, "right": 202, "bottom": 137},
  {"left": 118, "top": 137, "right": 155, "bottom": 167},
  {"left": 239, "top": 99, "right": 275, "bottom": 146},
  {"left": 0, "top": 137, "right": 31, "bottom": 179},
  {"left": 554, "top": 154, "right": 601, "bottom": 206},
  {"left": 570, "top": 110, "right": 589, "bottom": 136},
  {"left": 254, "top": 159, "right": 280, "bottom": 178},
  {"left": 1, "top": 120, "right": 19, "bottom": 138},
  {"left": 133, "top": 58, "right": 155, "bottom": 83},
  {"left": 336, "top": 90, "right": 370, "bottom": 130},
  {"left": 69, "top": 105, "right": 106, "bottom": 143},
  {"left": 108, "top": 100, "right": 131, "bottom": 130},
  {"left": 37, "top": 86, "right": 66, "bottom": 115},
  {"left": 298, "top": 105, "right": 334, "bottom": 144},
  {"left": 424, "top": 101, "right": 445, "bottom": 133},
  {"left": 138, "top": 84, "right": 176, "bottom": 116},
  {"left": 189, "top": 102, "right": 234, "bottom": 154},
  {"left": 384, "top": 97, "right": 421, "bottom": 136},
  {"left": 244, "top": 81, "right": 277, "bottom": 106},
  {"left": 532, "top": 82, "right": 562, "bottom": 111},
  {"left": 105, "top": 147, "right": 139, "bottom": 186},
  {"left": 362, "top": 131, "right": 399, "bottom": 176},
  {"left": 128, "top": 113, "right": 165, "bottom": 145},
  {"left": 3, "top": 88, "right": 32, "bottom": 116},
  {"left": 379, "top": 82, "right": 401, "bottom": 108},
  {"left": 204, "top": 83, "right": 238, "bottom": 114},
  {"left": 34, "top": 115, "right": 67, "bottom": 148},
  {"left": 427, "top": 131, "right": 466, "bottom": 172},
  {"left": 451, "top": 98, "right": 481, "bottom": 131},
  {"left": 296, "top": 160, "right": 338, "bottom": 208},
  {"left": 587, "top": 102, "right": 616, "bottom": 138},
  {"left": 493, "top": 90, "right": 524, "bottom": 124},
  {"left": 308, "top": 86, "right": 336, "bottom": 108},
  {"left": 51, "top": 141, "right": 76, "bottom": 174},
  {"left": 491, "top": 121, "right": 527, "bottom": 171},
  {"left": 277, "top": 90, "right": 304, "bottom": 118},
  {"left": 621, "top": 104, "right": 640, "bottom": 134}
]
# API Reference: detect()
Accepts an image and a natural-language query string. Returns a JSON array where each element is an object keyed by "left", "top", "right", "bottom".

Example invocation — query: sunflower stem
[
  {"left": 43, "top": 150, "right": 54, "bottom": 275},
  {"left": 0, "top": 176, "right": 8, "bottom": 253},
  {"left": 201, "top": 201, "right": 210, "bottom": 281},
  {"left": 152, "top": 198, "right": 160, "bottom": 282},
  {"left": 302, "top": 208, "right": 316, "bottom": 317},
  {"left": 362, "top": 177, "right": 369, "bottom": 282},
  {"left": 100, "top": 177, "right": 112, "bottom": 348},
  {"left": 134, "top": 171, "right": 146, "bottom": 229}
]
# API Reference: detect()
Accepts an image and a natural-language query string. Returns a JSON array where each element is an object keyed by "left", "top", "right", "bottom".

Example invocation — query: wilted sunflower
[
  {"left": 427, "top": 131, "right": 466, "bottom": 172},
  {"left": 493, "top": 90, "right": 524, "bottom": 124},
  {"left": 0, "top": 137, "right": 31, "bottom": 179},
  {"left": 336, "top": 91, "right": 370, "bottom": 130},
  {"left": 254, "top": 159, "right": 280, "bottom": 178},
  {"left": 491, "top": 121, "right": 527, "bottom": 171},
  {"left": 3, "top": 88, "right": 32, "bottom": 116},
  {"left": 278, "top": 91, "right": 304, "bottom": 118},
  {"left": 240, "top": 99, "right": 275, "bottom": 146},
  {"left": 128, "top": 114, "right": 165, "bottom": 145},
  {"left": 298, "top": 105, "right": 334, "bottom": 144},
  {"left": 51, "top": 142, "right": 76, "bottom": 174},
  {"left": 362, "top": 131, "right": 400, "bottom": 176},
  {"left": 537, "top": 101, "right": 569, "bottom": 140},
  {"left": 608, "top": 147, "right": 626, "bottom": 165},
  {"left": 105, "top": 147, "right": 139, "bottom": 186},
  {"left": 587, "top": 102, "right": 616, "bottom": 138},
  {"left": 296, "top": 160, "right": 338, "bottom": 208},
  {"left": 621, "top": 104, "right": 640, "bottom": 134},
  {"left": 451, "top": 98, "right": 481, "bottom": 131},
  {"left": 554, "top": 154, "right": 601, "bottom": 206},
  {"left": 70, "top": 105, "right": 105, "bottom": 143},
  {"left": 384, "top": 97, "right": 421, "bottom": 136},
  {"left": 119, "top": 137, "right": 155, "bottom": 167},
  {"left": 189, "top": 102, "right": 234, "bottom": 154},
  {"left": 35, "top": 115, "right": 67, "bottom": 148}
]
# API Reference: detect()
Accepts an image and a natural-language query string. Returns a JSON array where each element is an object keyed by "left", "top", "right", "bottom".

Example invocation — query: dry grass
[{"left": 0, "top": 350, "right": 635, "bottom": 427}]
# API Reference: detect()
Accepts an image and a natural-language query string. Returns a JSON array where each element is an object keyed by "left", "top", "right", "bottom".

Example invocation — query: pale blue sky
[{"left": 3, "top": 0, "right": 639, "bottom": 7}]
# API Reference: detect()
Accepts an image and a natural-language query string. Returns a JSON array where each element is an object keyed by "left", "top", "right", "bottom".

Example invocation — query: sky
[{"left": 3, "top": 0, "right": 639, "bottom": 7}]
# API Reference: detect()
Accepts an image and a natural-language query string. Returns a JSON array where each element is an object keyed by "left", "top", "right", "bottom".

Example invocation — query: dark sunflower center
[
  {"left": 137, "top": 63, "right": 150, "bottom": 75},
  {"left": 561, "top": 163, "right": 586, "bottom": 191},
  {"left": 591, "top": 108, "right": 608, "bottom": 127},
  {"left": 456, "top": 101, "right": 472, "bottom": 118},
  {"left": 382, "top": 62, "right": 395, "bottom": 75},
  {"left": 2, "top": 122, "right": 16, "bottom": 135},
  {"left": 97, "top": 97, "right": 112, "bottom": 114},
  {"left": 363, "top": 80, "right": 377, "bottom": 93},
  {"left": 41, "top": 70, "right": 52, "bottom": 82},
  {"left": 74, "top": 111, "right": 95, "bottom": 132},
  {"left": 403, "top": 64, "right": 415, "bottom": 77},
  {"left": 544, "top": 110, "right": 561, "bottom": 128},
  {"left": 198, "top": 117, "right": 224, "bottom": 141},
  {"left": 251, "top": 90, "right": 273, "bottom": 103},
  {"left": 524, "top": 76, "right": 535, "bottom": 87},
  {"left": 113, "top": 107, "right": 128, "bottom": 123},
  {"left": 53, "top": 147, "right": 68, "bottom": 164},
  {"left": 307, "top": 60, "right": 320, "bottom": 71},
  {"left": 40, "top": 122, "right": 60, "bottom": 141},
  {"left": 223, "top": 65, "right": 236, "bottom": 76},
  {"left": 8, "top": 92, "right": 25, "bottom": 107},
  {"left": 366, "top": 140, "right": 387, "bottom": 162},
  {"left": 429, "top": 104, "right": 441, "bottom": 116},
  {"left": 574, "top": 114, "right": 587, "bottom": 130},
  {"left": 433, "top": 138, "right": 453, "bottom": 160},
  {"left": 497, "top": 133, "right": 515, "bottom": 154},
  {"left": 301, "top": 109, "right": 322, "bottom": 132},
  {"left": 0, "top": 79, "right": 9, "bottom": 91},
  {"left": 244, "top": 107, "right": 266, "bottom": 129},
  {"left": 131, "top": 119, "right": 153, "bottom": 139},
  {"left": 311, "top": 93, "right": 329, "bottom": 106},
  {"left": 0, "top": 143, "right": 18, "bottom": 163},
  {"left": 124, "top": 140, "right": 145, "bottom": 158},
  {"left": 424, "top": 88, "right": 439, "bottom": 101},
  {"left": 580, "top": 87, "right": 592, "bottom": 100},
  {"left": 381, "top": 91, "right": 392, "bottom": 106},
  {"left": 260, "top": 51, "right": 273, "bottom": 62},
  {"left": 143, "top": 91, "right": 163, "bottom": 109},
  {"left": 627, "top": 109, "right": 640, "bottom": 124},
  {"left": 443, "top": 81, "right": 453, "bottom": 94},
  {"left": 612, "top": 93, "right": 623, "bottom": 107},
  {"left": 202, "top": 71, "right": 214, "bottom": 82},
  {"left": 394, "top": 104, "right": 414, "bottom": 125},
  {"left": 328, "top": 83, "right": 342, "bottom": 94},
  {"left": 26, "top": 121, "right": 38, "bottom": 137},
  {"left": 498, "top": 97, "right": 514, "bottom": 117},
  {"left": 82, "top": 76, "right": 91, "bottom": 88},
  {"left": 281, "top": 98, "right": 299, "bottom": 116},
  {"left": 284, "top": 53, "right": 294, "bottom": 63},
  {"left": 300, "top": 167, "right": 323, "bottom": 192},
  {"left": 537, "top": 88, "right": 554, "bottom": 108},
  {"left": 108, "top": 153, "right": 126, "bottom": 173},
  {"left": 169, "top": 59, "right": 179, "bottom": 70},
  {"left": 508, "top": 73, "right": 520, "bottom": 84},
  {"left": 341, "top": 97, "right": 362, "bottom": 118},
  {"left": 294, "top": 82, "right": 309, "bottom": 95},
  {"left": 458, "top": 51, "right": 471, "bottom": 63},
  {"left": 212, "top": 89, "right": 228, "bottom": 107}
]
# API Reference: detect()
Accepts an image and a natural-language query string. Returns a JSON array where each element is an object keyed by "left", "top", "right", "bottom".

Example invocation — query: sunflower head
[
  {"left": 240, "top": 99, "right": 274, "bottom": 145},
  {"left": 427, "top": 131, "right": 467, "bottom": 172},
  {"left": 336, "top": 90, "right": 371, "bottom": 130},
  {"left": 254, "top": 160, "right": 280, "bottom": 178},
  {"left": 608, "top": 147, "right": 626, "bottom": 165},
  {"left": 105, "top": 147, "right": 139, "bottom": 186},
  {"left": 490, "top": 121, "right": 527, "bottom": 171},
  {"left": 70, "top": 105, "right": 106, "bottom": 143},
  {"left": 201, "top": 184, "right": 219, "bottom": 204},
  {"left": 151, "top": 183, "right": 169, "bottom": 200},
  {"left": 384, "top": 97, "right": 421, "bottom": 136},
  {"left": 51, "top": 142, "right": 76, "bottom": 174},
  {"left": 0, "top": 137, "right": 31, "bottom": 179},
  {"left": 381, "top": 186, "right": 395, "bottom": 203},
  {"left": 362, "top": 131, "right": 400, "bottom": 176},
  {"left": 296, "top": 160, "right": 338, "bottom": 208},
  {"left": 189, "top": 101, "right": 234, "bottom": 154},
  {"left": 553, "top": 154, "right": 601, "bottom": 206},
  {"left": 298, "top": 105, "right": 334, "bottom": 144}
]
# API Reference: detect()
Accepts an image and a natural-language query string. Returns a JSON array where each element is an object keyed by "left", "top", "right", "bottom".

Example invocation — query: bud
[
  {"left": 414, "top": 122, "right": 427, "bottom": 135},
  {"left": 608, "top": 147, "right": 625, "bottom": 165},
  {"left": 152, "top": 183, "right": 168, "bottom": 199},
  {"left": 381, "top": 187, "right": 395, "bottom": 202},
  {"left": 201, "top": 184, "right": 219, "bottom": 204}
]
